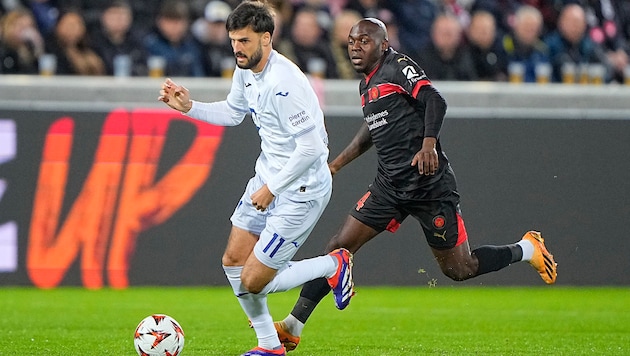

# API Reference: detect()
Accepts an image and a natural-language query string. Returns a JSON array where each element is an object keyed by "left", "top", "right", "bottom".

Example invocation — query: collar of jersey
[{"left": 252, "top": 50, "right": 276, "bottom": 80}]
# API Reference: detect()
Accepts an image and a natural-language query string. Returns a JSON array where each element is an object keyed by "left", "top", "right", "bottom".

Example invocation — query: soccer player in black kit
[{"left": 273, "top": 18, "right": 558, "bottom": 351}]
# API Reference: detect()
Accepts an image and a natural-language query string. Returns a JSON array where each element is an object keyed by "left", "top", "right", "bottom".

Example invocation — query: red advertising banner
[{"left": 3, "top": 109, "right": 224, "bottom": 289}]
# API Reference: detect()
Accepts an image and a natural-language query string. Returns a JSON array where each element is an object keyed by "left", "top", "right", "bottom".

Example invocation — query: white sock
[
  {"left": 282, "top": 314, "right": 305, "bottom": 336},
  {"left": 517, "top": 239, "right": 535, "bottom": 261},
  {"left": 223, "top": 265, "right": 281, "bottom": 350},
  {"left": 245, "top": 294, "right": 280, "bottom": 350},
  {"left": 260, "top": 255, "right": 336, "bottom": 294},
  {"left": 223, "top": 265, "right": 247, "bottom": 296}
]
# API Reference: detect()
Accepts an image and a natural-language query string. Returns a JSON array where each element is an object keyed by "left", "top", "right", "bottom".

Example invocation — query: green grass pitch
[{"left": 1, "top": 286, "right": 628, "bottom": 355}]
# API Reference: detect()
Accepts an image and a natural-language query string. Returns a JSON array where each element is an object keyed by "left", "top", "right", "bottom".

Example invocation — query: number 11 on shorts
[{"left": 262, "top": 233, "right": 285, "bottom": 258}]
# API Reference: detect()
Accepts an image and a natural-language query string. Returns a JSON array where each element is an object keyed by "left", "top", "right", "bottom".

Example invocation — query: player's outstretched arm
[
  {"left": 158, "top": 78, "right": 193, "bottom": 113},
  {"left": 329, "top": 122, "right": 373, "bottom": 176}
]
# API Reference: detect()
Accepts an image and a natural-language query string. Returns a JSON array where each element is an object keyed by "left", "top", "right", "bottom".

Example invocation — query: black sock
[
  {"left": 291, "top": 277, "right": 330, "bottom": 324},
  {"left": 472, "top": 244, "right": 522, "bottom": 276},
  {"left": 508, "top": 243, "right": 523, "bottom": 263}
]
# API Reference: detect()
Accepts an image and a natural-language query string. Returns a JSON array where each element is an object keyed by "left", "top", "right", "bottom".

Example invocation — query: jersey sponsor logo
[
  {"left": 289, "top": 110, "right": 310, "bottom": 126},
  {"left": 365, "top": 110, "right": 389, "bottom": 130},
  {"left": 275, "top": 91, "right": 289, "bottom": 97},
  {"left": 402, "top": 65, "right": 421, "bottom": 80},
  {"left": 395, "top": 57, "right": 429, "bottom": 86}
]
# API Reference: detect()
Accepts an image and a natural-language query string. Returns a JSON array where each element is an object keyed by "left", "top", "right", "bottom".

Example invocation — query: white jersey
[{"left": 187, "top": 50, "right": 331, "bottom": 201}]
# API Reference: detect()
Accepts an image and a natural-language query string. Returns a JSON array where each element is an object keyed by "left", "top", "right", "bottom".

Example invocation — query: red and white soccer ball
[{"left": 134, "top": 314, "right": 185, "bottom": 356}]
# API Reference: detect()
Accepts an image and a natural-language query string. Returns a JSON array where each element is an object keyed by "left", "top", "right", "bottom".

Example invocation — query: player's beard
[{"left": 236, "top": 43, "right": 263, "bottom": 70}]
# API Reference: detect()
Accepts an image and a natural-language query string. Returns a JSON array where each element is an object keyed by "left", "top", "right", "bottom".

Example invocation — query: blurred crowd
[{"left": 2, "top": 0, "right": 630, "bottom": 84}]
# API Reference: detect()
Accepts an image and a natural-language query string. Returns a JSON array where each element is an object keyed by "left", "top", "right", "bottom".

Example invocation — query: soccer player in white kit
[{"left": 158, "top": 2, "right": 354, "bottom": 355}]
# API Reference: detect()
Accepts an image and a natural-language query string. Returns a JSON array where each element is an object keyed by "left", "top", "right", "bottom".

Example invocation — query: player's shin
[{"left": 471, "top": 244, "right": 522, "bottom": 275}]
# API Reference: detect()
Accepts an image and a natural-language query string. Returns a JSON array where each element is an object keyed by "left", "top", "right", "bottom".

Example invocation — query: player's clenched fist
[{"left": 158, "top": 78, "right": 192, "bottom": 113}]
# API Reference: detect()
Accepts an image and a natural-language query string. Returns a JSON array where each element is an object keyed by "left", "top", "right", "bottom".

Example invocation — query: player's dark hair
[{"left": 226, "top": 1, "right": 275, "bottom": 36}]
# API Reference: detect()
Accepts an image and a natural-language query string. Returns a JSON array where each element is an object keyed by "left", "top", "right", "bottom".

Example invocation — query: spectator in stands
[
  {"left": 0, "top": 8, "right": 44, "bottom": 74},
  {"left": 143, "top": 0, "right": 205, "bottom": 77},
  {"left": 1, "top": 0, "right": 21, "bottom": 16},
  {"left": 25, "top": 0, "right": 59, "bottom": 37},
  {"left": 58, "top": 0, "right": 112, "bottom": 35},
  {"left": 344, "top": 0, "right": 380, "bottom": 18},
  {"left": 291, "top": 0, "right": 331, "bottom": 14},
  {"left": 188, "top": 0, "right": 210, "bottom": 20},
  {"left": 470, "top": 0, "right": 519, "bottom": 36},
  {"left": 382, "top": 0, "right": 438, "bottom": 64},
  {"left": 329, "top": 8, "right": 362, "bottom": 79},
  {"left": 617, "top": 1, "right": 630, "bottom": 47},
  {"left": 28, "top": 0, "right": 167, "bottom": 40},
  {"left": 195, "top": 0, "right": 233, "bottom": 77},
  {"left": 502, "top": 5, "right": 549, "bottom": 83},
  {"left": 418, "top": 13, "right": 478, "bottom": 81},
  {"left": 276, "top": 6, "right": 337, "bottom": 78},
  {"left": 518, "top": 0, "right": 562, "bottom": 35},
  {"left": 436, "top": 0, "right": 471, "bottom": 29},
  {"left": 128, "top": 0, "right": 162, "bottom": 37},
  {"left": 467, "top": 10, "right": 508, "bottom": 81},
  {"left": 44, "top": 9, "right": 105, "bottom": 75},
  {"left": 581, "top": 0, "right": 630, "bottom": 83},
  {"left": 268, "top": 0, "right": 289, "bottom": 44},
  {"left": 544, "top": 3, "right": 609, "bottom": 82},
  {"left": 377, "top": 8, "right": 400, "bottom": 51},
  {"left": 91, "top": 0, "right": 148, "bottom": 76},
  {"left": 267, "top": 0, "right": 293, "bottom": 36}
]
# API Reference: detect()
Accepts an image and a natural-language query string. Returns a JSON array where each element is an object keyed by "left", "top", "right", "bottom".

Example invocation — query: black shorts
[{"left": 349, "top": 173, "right": 468, "bottom": 250}]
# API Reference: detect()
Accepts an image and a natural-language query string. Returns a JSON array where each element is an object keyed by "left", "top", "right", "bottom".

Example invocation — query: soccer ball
[{"left": 134, "top": 314, "right": 185, "bottom": 356}]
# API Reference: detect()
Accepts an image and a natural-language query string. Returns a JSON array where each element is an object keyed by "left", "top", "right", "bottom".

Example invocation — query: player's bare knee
[
  {"left": 221, "top": 253, "right": 238, "bottom": 266},
  {"left": 241, "top": 274, "right": 264, "bottom": 294}
]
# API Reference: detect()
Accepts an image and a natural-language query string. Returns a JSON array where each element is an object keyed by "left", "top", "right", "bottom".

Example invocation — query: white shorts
[{"left": 230, "top": 175, "right": 331, "bottom": 270}]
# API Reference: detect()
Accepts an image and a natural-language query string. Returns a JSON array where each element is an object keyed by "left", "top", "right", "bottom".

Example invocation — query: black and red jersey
[{"left": 359, "top": 48, "right": 451, "bottom": 198}]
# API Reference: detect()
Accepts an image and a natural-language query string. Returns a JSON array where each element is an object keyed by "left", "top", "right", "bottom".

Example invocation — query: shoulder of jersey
[
  {"left": 270, "top": 55, "right": 305, "bottom": 83},
  {"left": 391, "top": 53, "right": 428, "bottom": 83},
  {"left": 394, "top": 54, "right": 415, "bottom": 67}
]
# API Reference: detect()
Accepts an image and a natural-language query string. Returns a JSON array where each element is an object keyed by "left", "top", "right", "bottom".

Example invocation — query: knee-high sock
[
  {"left": 472, "top": 244, "right": 522, "bottom": 276},
  {"left": 283, "top": 277, "right": 331, "bottom": 335},
  {"left": 260, "top": 255, "right": 336, "bottom": 294},
  {"left": 223, "top": 265, "right": 280, "bottom": 350},
  {"left": 280, "top": 257, "right": 338, "bottom": 336}
]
